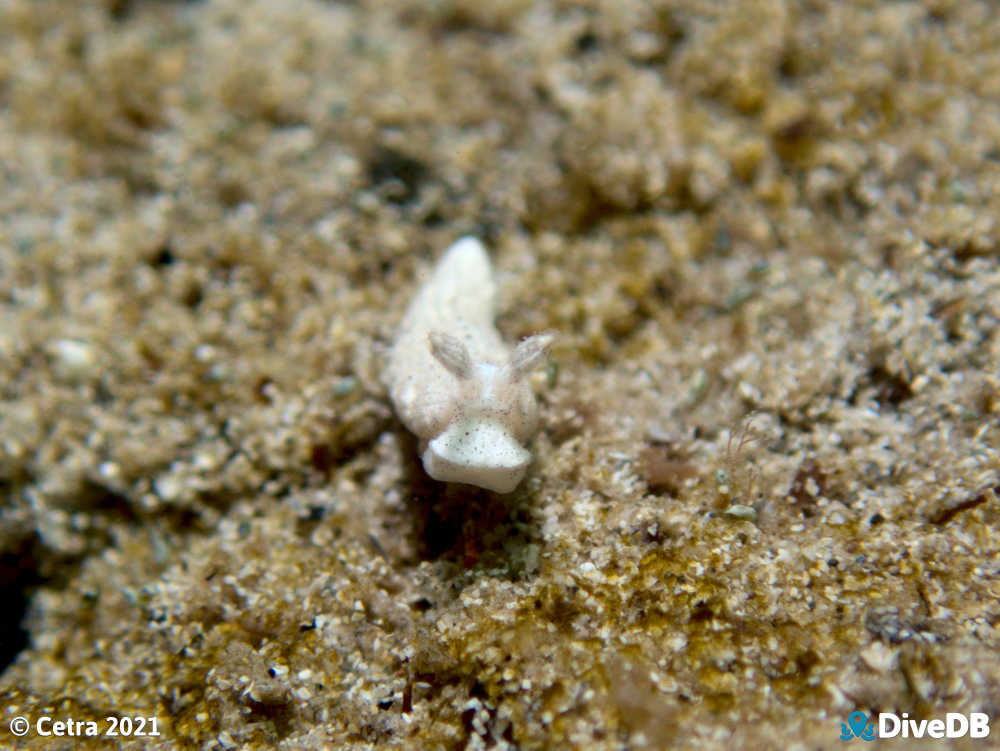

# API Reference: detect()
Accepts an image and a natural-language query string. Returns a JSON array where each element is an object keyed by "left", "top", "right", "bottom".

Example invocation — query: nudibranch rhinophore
[{"left": 386, "top": 237, "right": 552, "bottom": 493}]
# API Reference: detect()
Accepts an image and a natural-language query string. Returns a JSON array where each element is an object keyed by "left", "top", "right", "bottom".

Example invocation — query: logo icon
[{"left": 841, "top": 711, "right": 876, "bottom": 741}]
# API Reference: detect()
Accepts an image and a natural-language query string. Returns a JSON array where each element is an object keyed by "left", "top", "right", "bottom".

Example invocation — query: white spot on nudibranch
[{"left": 386, "top": 237, "right": 552, "bottom": 493}]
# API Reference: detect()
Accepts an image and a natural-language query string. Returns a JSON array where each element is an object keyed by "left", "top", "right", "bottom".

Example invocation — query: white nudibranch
[{"left": 386, "top": 236, "right": 552, "bottom": 493}]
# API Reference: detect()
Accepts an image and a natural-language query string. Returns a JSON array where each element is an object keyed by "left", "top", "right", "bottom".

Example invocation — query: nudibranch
[{"left": 386, "top": 236, "right": 552, "bottom": 493}]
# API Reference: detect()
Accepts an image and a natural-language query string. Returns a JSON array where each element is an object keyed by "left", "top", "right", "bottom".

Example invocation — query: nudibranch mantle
[{"left": 386, "top": 236, "right": 551, "bottom": 493}]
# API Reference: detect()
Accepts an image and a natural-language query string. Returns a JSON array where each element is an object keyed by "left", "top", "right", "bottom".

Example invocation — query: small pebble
[
  {"left": 723, "top": 504, "right": 757, "bottom": 521},
  {"left": 49, "top": 338, "right": 97, "bottom": 381}
]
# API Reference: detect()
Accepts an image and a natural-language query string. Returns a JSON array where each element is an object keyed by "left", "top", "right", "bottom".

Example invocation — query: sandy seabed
[{"left": 1, "top": 1, "right": 999, "bottom": 749}]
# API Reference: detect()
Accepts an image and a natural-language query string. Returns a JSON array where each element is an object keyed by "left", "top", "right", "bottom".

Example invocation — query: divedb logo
[{"left": 840, "top": 710, "right": 991, "bottom": 741}]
